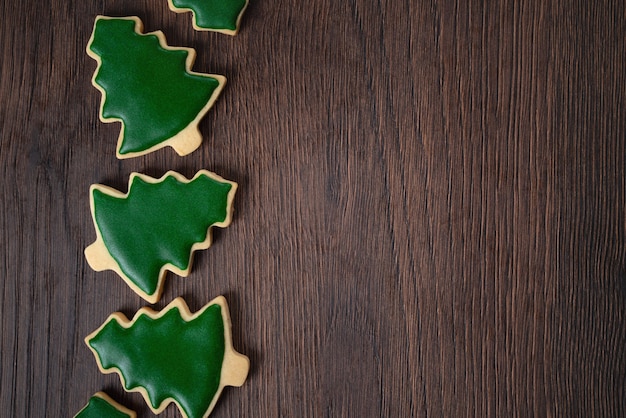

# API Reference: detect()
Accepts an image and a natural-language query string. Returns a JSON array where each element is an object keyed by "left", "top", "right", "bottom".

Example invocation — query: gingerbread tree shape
[
  {"left": 84, "top": 170, "right": 237, "bottom": 303},
  {"left": 167, "top": 0, "right": 248, "bottom": 35},
  {"left": 87, "top": 16, "right": 226, "bottom": 159},
  {"left": 85, "top": 297, "right": 249, "bottom": 418},
  {"left": 74, "top": 392, "right": 136, "bottom": 418}
]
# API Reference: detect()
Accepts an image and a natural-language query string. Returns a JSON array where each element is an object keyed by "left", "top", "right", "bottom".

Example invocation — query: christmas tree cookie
[
  {"left": 74, "top": 392, "right": 136, "bottom": 418},
  {"left": 167, "top": 0, "right": 248, "bottom": 35},
  {"left": 87, "top": 16, "right": 226, "bottom": 159},
  {"left": 85, "top": 296, "right": 249, "bottom": 418},
  {"left": 84, "top": 170, "right": 237, "bottom": 303}
]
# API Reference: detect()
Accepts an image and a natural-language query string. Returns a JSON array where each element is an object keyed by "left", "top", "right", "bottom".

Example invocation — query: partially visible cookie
[
  {"left": 167, "top": 0, "right": 248, "bottom": 35},
  {"left": 87, "top": 16, "right": 226, "bottom": 159},
  {"left": 85, "top": 296, "right": 249, "bottom": 418},
  {"left": 74, "top": 392, "right": 136, "bottom": 418},
  {"left": 84, "top": 170, "right": 237, "bottom": 303}
]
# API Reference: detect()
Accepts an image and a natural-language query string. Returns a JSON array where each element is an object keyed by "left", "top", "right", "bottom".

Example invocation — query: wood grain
[{"left": 1, "top": 0, "right": 624, "bottom": 416}]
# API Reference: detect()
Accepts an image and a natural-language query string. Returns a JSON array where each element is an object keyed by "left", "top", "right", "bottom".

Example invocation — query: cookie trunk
[
  {"left": 84, "top": 239, "right": 116, "bottom": 272},
  {"left": 221, "top": 350, "right": 250, "bottom": 387}
]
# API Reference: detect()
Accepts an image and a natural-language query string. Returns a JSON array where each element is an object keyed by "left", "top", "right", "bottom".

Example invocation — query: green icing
[
  {"left": 88, "top": 18, "right": 221, "bottom": 155},
  {"left": 172, "top": 0, "right": 247, "bottom": 31},
  {"left": 92, "top": 173, "right": 232, "bottom": 296},
  {"left": 75, "top": 395, "right": 132, "bottom": 418},
  {"left": 88, "top": 304, "right": 225, "bottom": 418}
]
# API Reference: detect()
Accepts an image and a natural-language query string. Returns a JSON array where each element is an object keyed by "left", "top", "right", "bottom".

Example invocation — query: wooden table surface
[{"left": 1, "top": 0, "right": 625, "bottom": 416}]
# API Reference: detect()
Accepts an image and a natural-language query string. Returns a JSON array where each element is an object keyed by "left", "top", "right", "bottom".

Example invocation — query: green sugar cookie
[
  {"left": 87, "top": 16, "right": 226, "bottom": 159},
  {"left": 85, "top": 297, "right": 249, "bottom": 418},
  {"left": 168, "top": 0, "right": 248, "bottom": 35},
  {"left": 84, "top": 170, "right": 237, "bottom": 303},
  {"left": 74, "top": 392, "right": 136, "bottom": 418}
]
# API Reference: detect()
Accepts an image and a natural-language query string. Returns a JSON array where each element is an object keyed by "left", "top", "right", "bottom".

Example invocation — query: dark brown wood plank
[{"left": 1, "top": 0, "right": 624, "bottom": 416}]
